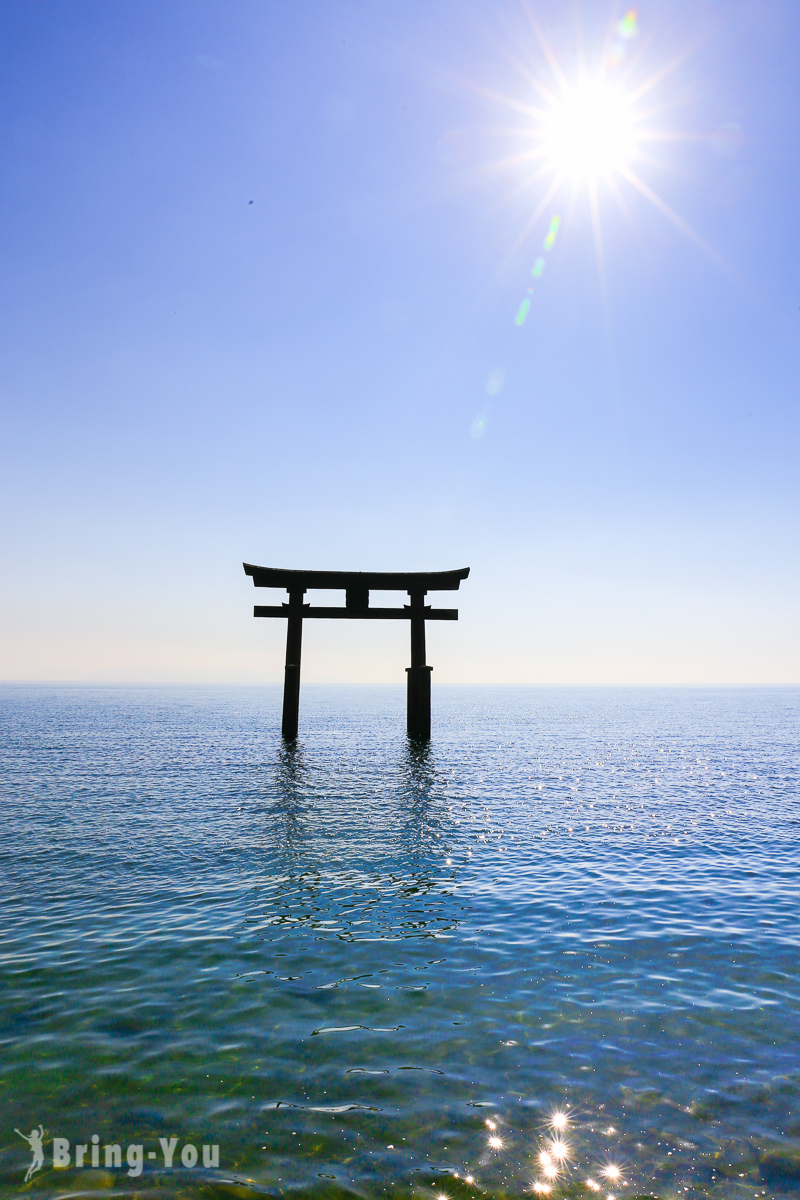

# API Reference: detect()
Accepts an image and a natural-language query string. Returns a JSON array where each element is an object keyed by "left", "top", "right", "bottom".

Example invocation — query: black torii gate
[{"left": 243, "top": 564, "right": 470, "bottom": 739}]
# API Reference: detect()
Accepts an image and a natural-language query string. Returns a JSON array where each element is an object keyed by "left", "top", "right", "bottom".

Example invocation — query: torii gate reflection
[{"left": 243, "top": 565, "right": 470, "bottom": 740}]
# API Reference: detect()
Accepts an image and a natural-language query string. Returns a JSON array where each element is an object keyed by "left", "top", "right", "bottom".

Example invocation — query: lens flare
[
  {"left": 712, "top": 122, "right": 743, "bottom": 158},
  {"left": 543, "top": 215, "right": 561, "bottom": 250},
  {"left": 438, "top": 130, "right": 469, "bottom": 166},
  {"left": 618, "top": 8, "right": 638, "bottom": 39},
  {"left": 514, "top": 214, "right": 560, "bottom": 325},
  {"left": 485, "top": 367, "right": 505, "bottom": 395}
]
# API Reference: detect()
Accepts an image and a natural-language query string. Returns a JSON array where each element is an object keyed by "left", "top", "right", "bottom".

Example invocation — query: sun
[
  {"left": 449, "top": 4, "right": 729, "bottom": 323},
  {"left": 541, "top": 78, "right": 635, "bottom": 182}
]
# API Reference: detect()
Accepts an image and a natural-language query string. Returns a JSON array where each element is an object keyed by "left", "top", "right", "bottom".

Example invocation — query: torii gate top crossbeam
[{"left": 243, "top": 565, "right": 469, "bottom": 592}]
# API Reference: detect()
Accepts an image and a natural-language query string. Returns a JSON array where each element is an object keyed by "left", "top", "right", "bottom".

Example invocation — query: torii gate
[{"left": 243, "top": 564, "right": 470, "bottom": 739}]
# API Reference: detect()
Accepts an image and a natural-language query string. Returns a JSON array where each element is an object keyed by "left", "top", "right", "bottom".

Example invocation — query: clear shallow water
[{"left": 1, "top": 684, "right": 798, "bottom": 1199}]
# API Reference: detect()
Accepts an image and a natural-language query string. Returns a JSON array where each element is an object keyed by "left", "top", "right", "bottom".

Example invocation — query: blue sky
[{"left": 1, "top": 0, "right": 798, "bottom": 684}]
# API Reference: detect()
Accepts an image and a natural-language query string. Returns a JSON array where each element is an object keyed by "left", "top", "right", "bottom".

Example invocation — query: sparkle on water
[{"left": 1, "top": 684, "right": 798, "bottom": 1198}]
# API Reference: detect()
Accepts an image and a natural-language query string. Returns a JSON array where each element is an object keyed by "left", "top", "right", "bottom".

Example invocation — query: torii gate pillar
[
  {"left": 406, "top": 591, "right": 432, "bottom": 739},
  {"left": 281, "top": 588, "right": 305, "bottom": 740}
]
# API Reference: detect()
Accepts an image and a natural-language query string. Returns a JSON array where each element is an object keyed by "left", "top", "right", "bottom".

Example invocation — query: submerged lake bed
[{"left": 1, "top": 684, "right": 798, "bottom": 1198}]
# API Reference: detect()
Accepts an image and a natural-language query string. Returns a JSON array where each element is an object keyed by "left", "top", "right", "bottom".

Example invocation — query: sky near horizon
[{"left": 1, "top": 0, "right": 798, "bottom": 686}]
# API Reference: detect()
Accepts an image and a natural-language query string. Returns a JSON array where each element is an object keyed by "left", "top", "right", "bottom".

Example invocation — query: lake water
[{"left": 1, "top": 685, "right": 798, "bottom": 1198}]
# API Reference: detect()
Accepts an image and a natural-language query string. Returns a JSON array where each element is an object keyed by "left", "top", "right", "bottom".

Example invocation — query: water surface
[{"left": 1, "top": 685, "right": 798, "bottom": 1197}]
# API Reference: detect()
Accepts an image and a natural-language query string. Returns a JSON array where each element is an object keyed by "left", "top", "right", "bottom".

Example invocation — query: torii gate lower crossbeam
[{"left": 243, "top": 565, "right": 470, "bottom": 739}]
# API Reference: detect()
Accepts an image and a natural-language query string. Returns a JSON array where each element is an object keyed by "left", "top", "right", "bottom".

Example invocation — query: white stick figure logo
[{"left": 15, "top": 1124, "right": 44, "bottom": 1181}]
